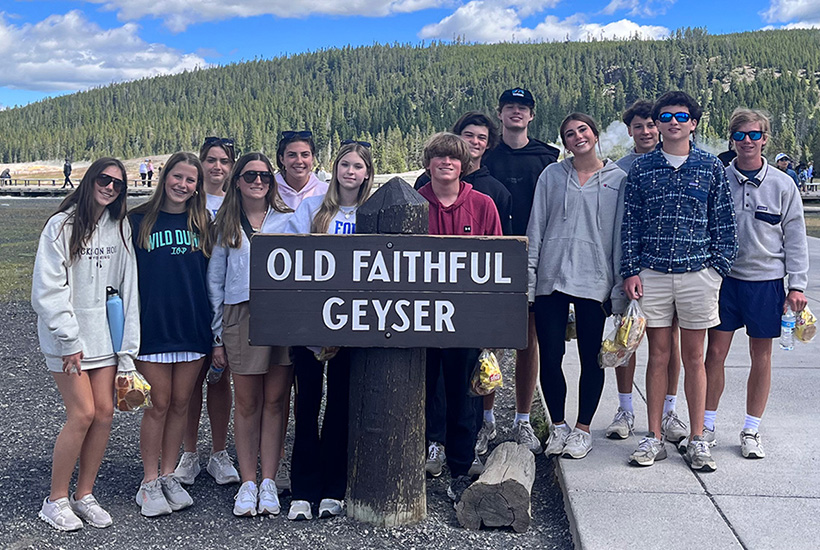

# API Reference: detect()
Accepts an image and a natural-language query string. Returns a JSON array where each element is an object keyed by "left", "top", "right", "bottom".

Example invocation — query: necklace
[{"left": 340, "top": 206, "right": 356, "bottom": 220}]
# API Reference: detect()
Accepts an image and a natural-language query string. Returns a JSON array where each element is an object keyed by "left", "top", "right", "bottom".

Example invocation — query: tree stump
[
  {"left": 346, "top": 177, "right": 429, "bottom": 526},
  {"left": 455, "top": 441, "right": 536, "bottom": 532}
]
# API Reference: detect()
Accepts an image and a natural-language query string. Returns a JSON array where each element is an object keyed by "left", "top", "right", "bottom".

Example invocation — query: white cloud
[
  {"left": 85, "top": 0, "right": 450, "bottom": 32},
  {"left": 601, "top": 0, "right": 675, "bottom": 17},
  {"left": 0, "top": 11, "right": 206, "bottom": 92},
  {"left": 419, "top": 1, "right": 669, "bottom": 43},
  {"left": 763, "top": 0, "right": 820, "bottom": 23}
]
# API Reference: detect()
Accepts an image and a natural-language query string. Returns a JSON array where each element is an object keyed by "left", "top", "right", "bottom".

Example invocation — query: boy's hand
[
  {"left": 785, "top": 290, "right": 807, "bottom": 313},
  {"left": 623, "top": 275, "right": 643, "bottom": 301}
]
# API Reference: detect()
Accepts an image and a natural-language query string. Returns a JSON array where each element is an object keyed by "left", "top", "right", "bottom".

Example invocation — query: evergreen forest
[{"left": 2, "top": 27, "right": 820, "bottom": 172}]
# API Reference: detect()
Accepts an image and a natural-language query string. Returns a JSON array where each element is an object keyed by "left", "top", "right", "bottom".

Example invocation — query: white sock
[
  {"left": 514, "top": 412, "right": 530, "bottom": 424},
  {"left": 663, "top": 394, "right": 677, "bottom": 415},
  {"left": 484, "top": 409, "right": 496, "bottom": 424},
  {"left": 618, "top": 392, "right": 633, "bottom": 413},
  {"left": 743, "top": 414, "right": 761, "bottom": 432},
  {"left": 704, "top": 410, "right": 717, "bottom": 431}
]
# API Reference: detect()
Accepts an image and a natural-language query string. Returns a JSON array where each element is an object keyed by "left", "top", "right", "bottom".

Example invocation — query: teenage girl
[
  {"left": 33, "top": 158, "right": 139, "bottom": 530},
  {"left": 209, "top": 152, "right": 293, "bottom": 516},
  {"left": 130, "top": 152, "right": 214, "bottom": 516},
  {"left": 284, "top": 141, "right": 374, "bottom": 520},
  {"left": 527, "top": 113, "right": 626, "bottom": 460}
]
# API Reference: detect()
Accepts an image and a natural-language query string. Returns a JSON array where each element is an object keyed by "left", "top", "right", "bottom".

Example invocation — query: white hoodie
[{"left": 31, "top": 207, "right": 140, "bottom": 371}]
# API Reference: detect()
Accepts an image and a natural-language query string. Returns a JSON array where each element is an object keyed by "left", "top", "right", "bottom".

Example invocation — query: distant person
[
  {"left": 32, "top": 158, "right": 138, "bottom": 531},
  {"left": 717, "top": 141, "right": 737, "bottom": 168},
  {"left": 809, "top": 161, "right": 814, "bottom": 183},
  {"left": 775, "top": 153, "right": 799, "bottom": 187},
  {"left": 147, "top": 160, "right": 154, "bottom": 187},
  {"left": 275, "top": 131, "right": 328, "bottom": 209},
  {"left": 139, "top": 160, "right": 148, "bottom": 186},
  {"left": 62, "top": 159, "right": 73, "bottom": 189},
  {"left": 705, "top": 108, "right": 808, "bottom": 459},
  {"left": 482, "top": 87, "right": 559, "bottom": 455},
  {"left": 0, "top": 168, "right": 10, "bottom": 183}
]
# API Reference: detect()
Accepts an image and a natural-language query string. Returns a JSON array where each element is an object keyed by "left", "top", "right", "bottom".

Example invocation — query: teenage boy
[
  {"left": 417, "top": 132, "right": 503, "bottom": 504},
  {"left": 608, "top": 101, "right": 688, "bottom": 444},
  {"left": 483, "top": 88, "right": 559, "bottom": 454},
  {"left": 621, "top": 91, "right": 737, "bottom": 471},
  {"left": 415, "top": 112, "right": 512, "bottom": 474},
  {"left": 704, "top": 108, "right": 808, "bottom": 458}
]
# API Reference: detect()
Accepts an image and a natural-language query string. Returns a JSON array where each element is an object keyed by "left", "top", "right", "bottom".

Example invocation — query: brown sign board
[{"left": 248, "top": 234, "right": 528, "bottom": 348}]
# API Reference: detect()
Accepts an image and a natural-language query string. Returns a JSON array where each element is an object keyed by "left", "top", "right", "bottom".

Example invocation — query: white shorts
[{"left": 639, "top": 267, "right": 722, "bottom": 330}]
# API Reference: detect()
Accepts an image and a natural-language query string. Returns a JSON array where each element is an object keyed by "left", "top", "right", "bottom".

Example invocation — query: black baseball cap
[{"left": 499, "top": 88, "right": 535, "bottom": 108}]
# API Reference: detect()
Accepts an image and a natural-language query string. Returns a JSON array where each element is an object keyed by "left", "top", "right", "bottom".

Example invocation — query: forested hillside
[{"left": 2, "top": 27, "right": 820, "bottom": 171}]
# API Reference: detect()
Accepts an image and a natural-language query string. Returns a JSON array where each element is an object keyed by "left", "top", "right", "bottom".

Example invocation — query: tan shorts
[
  {"left": 639, "top": 267, "right": 722, "bottom": 330},
  {"left": 223, "top": 302, "right": 291, "bottom": 376}
]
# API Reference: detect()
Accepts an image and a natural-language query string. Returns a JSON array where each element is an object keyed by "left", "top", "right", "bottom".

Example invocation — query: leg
[
  {"left": 514, "top": 312, "right": 539, "bottom": 415},
  {"left": 645, "top": 327, "right": 673, "bottom": 436},
  {"left": 160, "top": 358, "right": 204, "bottom": 476},
  {"left": 425, "top": 354, "right": 446, "bottom": 444},
  {"left": 50, "top": 372, "right": 97, "bottom": 500},
  {"left": 573, "top": 298, "right": 607, "bottom": 430},
  {"left": 704, "top": 329, "right": 734, "bottom": 412},
  {"left": 747, "top": 338, "right": 773, "bottom": 418},
  {"left": 320, "top": 349, "right": 352, "bottom": 500},
  {"left": 259, "top": 365, "right": 293, "bottom": 480},
  {"left": 182, "top": 364, "right": 206, "bottom": 454},
  {"left": 441, "top": 348, "right": 482, "bottom": 478},
  {"left": 74, "top": 367, "right": 117, "bottom": 498},
  {"left": 291, "top": 347, "right": 324, "bottom": 503},
  {"left": 232, "top": 373, "right": 264, "bottom": 483},
  {"left": 137, "top": 361, "right": 173, "bottom": 482},
  {"left": 679, "top": 328, "right": 708, "bottom": 439},
  {"left": 206, "top": 365, "right": 233, "bottom": 453},
  {"left": 533, "top": 293, "right": 570, "bottom": 425},
  {"left": 666, "top": 317, "right": 682, "bottom": 396},
  {"left": 615, "top": 353, "right": 636, "bottom": 394}
]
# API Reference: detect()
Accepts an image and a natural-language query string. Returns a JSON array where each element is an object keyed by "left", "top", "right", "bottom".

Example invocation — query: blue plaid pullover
[{"left": 620, "top": 144, "right": 737, "bottom": 279}]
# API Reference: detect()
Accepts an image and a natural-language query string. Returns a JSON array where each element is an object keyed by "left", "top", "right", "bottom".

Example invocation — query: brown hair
[{"left": 422, "top": 132, "right": 472, "bottom": 178}]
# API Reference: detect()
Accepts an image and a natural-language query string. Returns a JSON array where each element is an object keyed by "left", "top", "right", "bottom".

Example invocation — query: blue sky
[{"left": 1, "top": 0, "right": 818, "bottom": 108}]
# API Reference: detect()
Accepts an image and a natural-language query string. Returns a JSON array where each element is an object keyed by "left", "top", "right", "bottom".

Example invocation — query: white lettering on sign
[
  {"left": 346, "top": 250, "right": 510, "bottom": 285},
  {"left": 269, "top": 248, "right": 336, "bottom": 281},
  {"left": 321, "top": 297, "right": 456, "bottom": 332}
]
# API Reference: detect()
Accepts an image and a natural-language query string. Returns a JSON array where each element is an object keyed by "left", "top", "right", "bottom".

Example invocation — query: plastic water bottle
[
  {"left": 106, "top": 286, "right": 124, "bottom": 352},
  {"left": 207, "top": 364, "right": 225, "bottom": 384},
  {"left": 780, "top": 304, "right": 795, "bottom": 351}
]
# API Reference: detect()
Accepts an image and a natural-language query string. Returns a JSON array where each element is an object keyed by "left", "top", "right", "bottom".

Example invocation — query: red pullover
[{"left": 418, "top": 181, "right": 502, "bottom": 237}]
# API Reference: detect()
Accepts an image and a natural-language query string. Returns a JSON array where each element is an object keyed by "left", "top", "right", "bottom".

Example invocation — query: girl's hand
[
  {"left": 212, "top": 346, "right": 227, "bottom": 369},
  {"left": 62, "top": 351, "right": 84, "bottom": 375}
]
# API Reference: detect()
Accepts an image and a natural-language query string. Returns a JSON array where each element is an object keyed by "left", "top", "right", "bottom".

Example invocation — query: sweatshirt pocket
[
  {"left": 754, "top": 211, "right": 782, "bottom": 225},
  {"left": 74, "top": 307, "right": 115, "bottom": 360},
  {"left": 540, "top": 238, "right": 604, "bottom": 286}
]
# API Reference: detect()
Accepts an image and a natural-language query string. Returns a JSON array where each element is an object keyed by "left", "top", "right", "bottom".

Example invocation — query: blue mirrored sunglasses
[
  {"left": 731, "top": 130, "right": 764, "bottom": 142},
  {"left": 658, "top": 112, "right": 691, "bottom": 123}
]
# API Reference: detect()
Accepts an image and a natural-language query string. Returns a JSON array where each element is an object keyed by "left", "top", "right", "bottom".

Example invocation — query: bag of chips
[
  {"left": 599, "top": 300, "right": 647, "bottom": 368},
  {"left": 115, "top": 369, "right": 153, "bottom": 412},
  {"left": 469, "top": 349, "right": 503, "bottom": 396},
  {"left": 796, "top": 305, "right": 817, "bottom": 343}
]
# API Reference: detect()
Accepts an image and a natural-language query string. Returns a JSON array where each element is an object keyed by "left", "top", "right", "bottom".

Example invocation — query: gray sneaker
[
  {"left": 39, "top": 497, "right": 83, "bottom": 531},
  {"left": 544, "top": 423, "right": 572, "bottom": 456},
  {"left": 740, "top": 429, "right": 765, "bottom": 459},
  {"left": 629, "top": 433, "right": 667, "bottom": 466},
  {"left": 703, "top": 425, "right": 717, "bottom": 447},
  {"left": 475, "top": 419, "right": 497, "bottom": 455},
  {"left": 173, "top": 451, "right": 200, "bottom": 485},
  {"left": 686, "top": 436, "right": 717, "bottom": 471},
  {"left": 318, "top": 498, "right": 344, "bottom": 518},
  {"left": 160, "top": 475, "right": 193, "bottom": 511},
  {"left": 70, "top": 493, "right": 112, "bottom": 528},
  {"left": 605, "top": 408, "right": 635, "bottom": 439},
  {"left": 275, "top": 457, "right": 291, "bottom": 495},
  {"left": 425, "top": 442, "right": 446, "bottom": 477},
  {"left": 513, "top": 419, "right": 543, "bottom": 454},
  {"left": 562, "top": 428, "right": 592, "bottom": 459},
  {"left": 661, "top": 410, "right": 689, "bottom": 444},
  {"left": 468, "top": 453, "right": 484, "bottom": 476},
  {"left": 207, "top": 450, "right": 240, "bottom": 485},
  {"left": 135, "top": 479, "right": 172, "bottom": 517}
]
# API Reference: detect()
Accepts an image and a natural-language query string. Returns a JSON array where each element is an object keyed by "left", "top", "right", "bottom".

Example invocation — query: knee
[
  {"left": 68, "top": 404, "right": 96, "bottom": 431},
  {"left": 168, "top": 395, "right": 191, "bottom": 419},
  {"left": 235, "top": 394, "right": 260, "bottom": 418},
  {"left": 94, "top": 400, "right": 115, "bottom": 426}
]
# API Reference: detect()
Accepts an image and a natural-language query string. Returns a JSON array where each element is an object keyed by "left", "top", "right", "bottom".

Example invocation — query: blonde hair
[
  {"left": 728, "top": 108, "right": 771, "bottom": 137},
  {"left": 312, "top": 144, "right": 374, "bottom": 233}
]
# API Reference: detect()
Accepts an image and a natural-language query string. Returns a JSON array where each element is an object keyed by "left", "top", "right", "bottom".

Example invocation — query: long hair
[
  {"left": 560, "top": 112, "right": 602, "bottom": 157},
  {"left": 213, "top": 152, "right": 292, "bottom": 249},
  {"left": 49, "top": 157, "right": 128, "bottom": 262},
  {"left": 312, "top": 143, "right": 374, "bottom": 233},
  {"left": 129, "top": 152, "right": 213, "bottom": 257}
]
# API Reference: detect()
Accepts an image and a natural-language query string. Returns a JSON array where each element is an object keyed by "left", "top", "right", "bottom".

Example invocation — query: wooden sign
[{"left": 249, "top": 234, "right": 528, "bottom": 348}]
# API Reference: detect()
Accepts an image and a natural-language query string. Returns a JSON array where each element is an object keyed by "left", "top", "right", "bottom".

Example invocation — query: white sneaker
[
  {"left": 173, "top": 452, "right": 200, "bottom": 485},
  {"left": 562, "top": 428, "right": 592, "bottom": 459},
  {"left": 136, "top": 479, "right": 172, "bottom": 517},
  {"left": 318, "top": 498, "right": 344, "bottom": 518},
  {"left": 233, "top": 481, "right": 258, "bottom": 517},
  {"left": 160, "top": 475, "right": 193, "bottom": 511},
  {"left": 288, "top": 499, "right": 313, "bottom": 521},
  {"left": 69, "top": 493, "right": 112, "bottom": 528},
  {"left": 661, "top": 410, "right": 689, "bottom": 444},
  {"left": 740, "top": 429, "right": 765, "bottom": 459},
  {"left": 475, "top": 419, "right": 497, "bottom": 455},
  {"left": 258, "top": 478, "right": 280, "bottom": 515},
  {"left": 207, "top": 450, "right": 240, "bottom": 485},
  {"left": 512, "top": 419, "right": 543, "bottom": 454},
  {"left": 544, "top": 423, "right": 572, "bottom": 456},
  {"left": 275, "top": 457, "right": 291, "bottom": 494},
  {"left": 629, "top": 433, "right": 667, "bottom": 467},
  {"left": 39, "top": 497, "right": 83, "bottom": 531},
  {"left": 605, "top": 408, "right": 635, "bottom": 439},
  {"left": 425, "top": 442, "right": 446, "bottom": 477}
]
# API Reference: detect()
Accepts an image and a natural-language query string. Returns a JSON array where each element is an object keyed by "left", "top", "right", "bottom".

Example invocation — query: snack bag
[
  {"left": 115, "top": 370, "right": 153, "bottom": 411},
  {"left": 796, "top": 305, "right": 817, "bottom": 343},
  {"left": 469, "top": 349, "right": 503, "bottom": 396},
  {"left": 565, "top": 305, "right": 577, "bottom": 341},
  {"left": 599, "top": 300, "right": 647, "bottom": 368}
]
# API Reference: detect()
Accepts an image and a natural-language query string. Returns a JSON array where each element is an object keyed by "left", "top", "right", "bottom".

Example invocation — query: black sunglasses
[
  {"left": 341, "top": 139, "right": 372, "bottom": 148},
  {"left": 731, "top": 130, "right": 764, "bottom": 142},
  {"left": 658, "top": 112, "right": 691, "bottom": 123},
  {"left": 281, "top": 130, "right": 313, "bottom": 140},
  {"left": 95, "top": 173, "right": 126, "bottom": 192},
  {"left": 203, "top": 136, "right": 235, "bottom": 148},
  {"left": 239, "top": 170, "right": 273, "bottom": 184}
]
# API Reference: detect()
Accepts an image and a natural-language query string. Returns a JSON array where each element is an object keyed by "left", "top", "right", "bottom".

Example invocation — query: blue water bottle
[{"left": 106, "top": 286, "right": 124, "bottom": 352}]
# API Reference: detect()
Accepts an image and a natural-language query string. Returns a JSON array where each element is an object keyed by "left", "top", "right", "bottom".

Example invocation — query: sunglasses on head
[
  {"left": 281, "top": 130, "right": 313, "bottom": 140},
  {"left": 95, "top": 173, "right": 126, "bottom": 192},
  {"left": 341, "top": 139, "right": 372, "bottom": 148},
  {"left": 239, "top": 170, "right": 273, "bottom": 184},
  {"left": 203, "top": 136, "right": 235, "bottom": 148},
  {"left": 731, "top": 130, "right": 764, "bottom": 142},
  {"left": 658, "top": 112, "right": 691, "bottom": 123}
]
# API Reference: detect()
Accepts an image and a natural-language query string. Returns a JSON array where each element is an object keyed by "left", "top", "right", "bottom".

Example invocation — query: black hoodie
[
  {"left": 482, "top": 138, "right": 560, "bottom": 236},
  {"left": 414, "top": 166, "right": 513, "bottom": 235}
]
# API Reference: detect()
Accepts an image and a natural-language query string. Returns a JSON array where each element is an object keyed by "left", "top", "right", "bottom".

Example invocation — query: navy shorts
[{"left": 714, "top": 277, "right": 785, "bottom": 338}]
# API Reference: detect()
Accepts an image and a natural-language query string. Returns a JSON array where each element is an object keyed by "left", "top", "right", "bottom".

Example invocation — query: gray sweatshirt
[
  {"left": 527, "top": 158, "right": 626, "bottom": 303},
  {"left": 725, "top": 158, "right": 809, "bottom": 290}
]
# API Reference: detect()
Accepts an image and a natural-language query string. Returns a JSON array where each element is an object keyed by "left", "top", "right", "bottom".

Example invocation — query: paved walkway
[{"left": 555, "top": 236, "right": 820, "bottom": 550}]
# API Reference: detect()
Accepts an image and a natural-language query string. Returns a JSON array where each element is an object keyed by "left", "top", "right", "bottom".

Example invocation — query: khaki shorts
[
  {"left": 639, "top": 267, "right": 722, "bottom": 330},
  {"left": 223, "top": 302, "right": 291, "bottom": 375}
]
